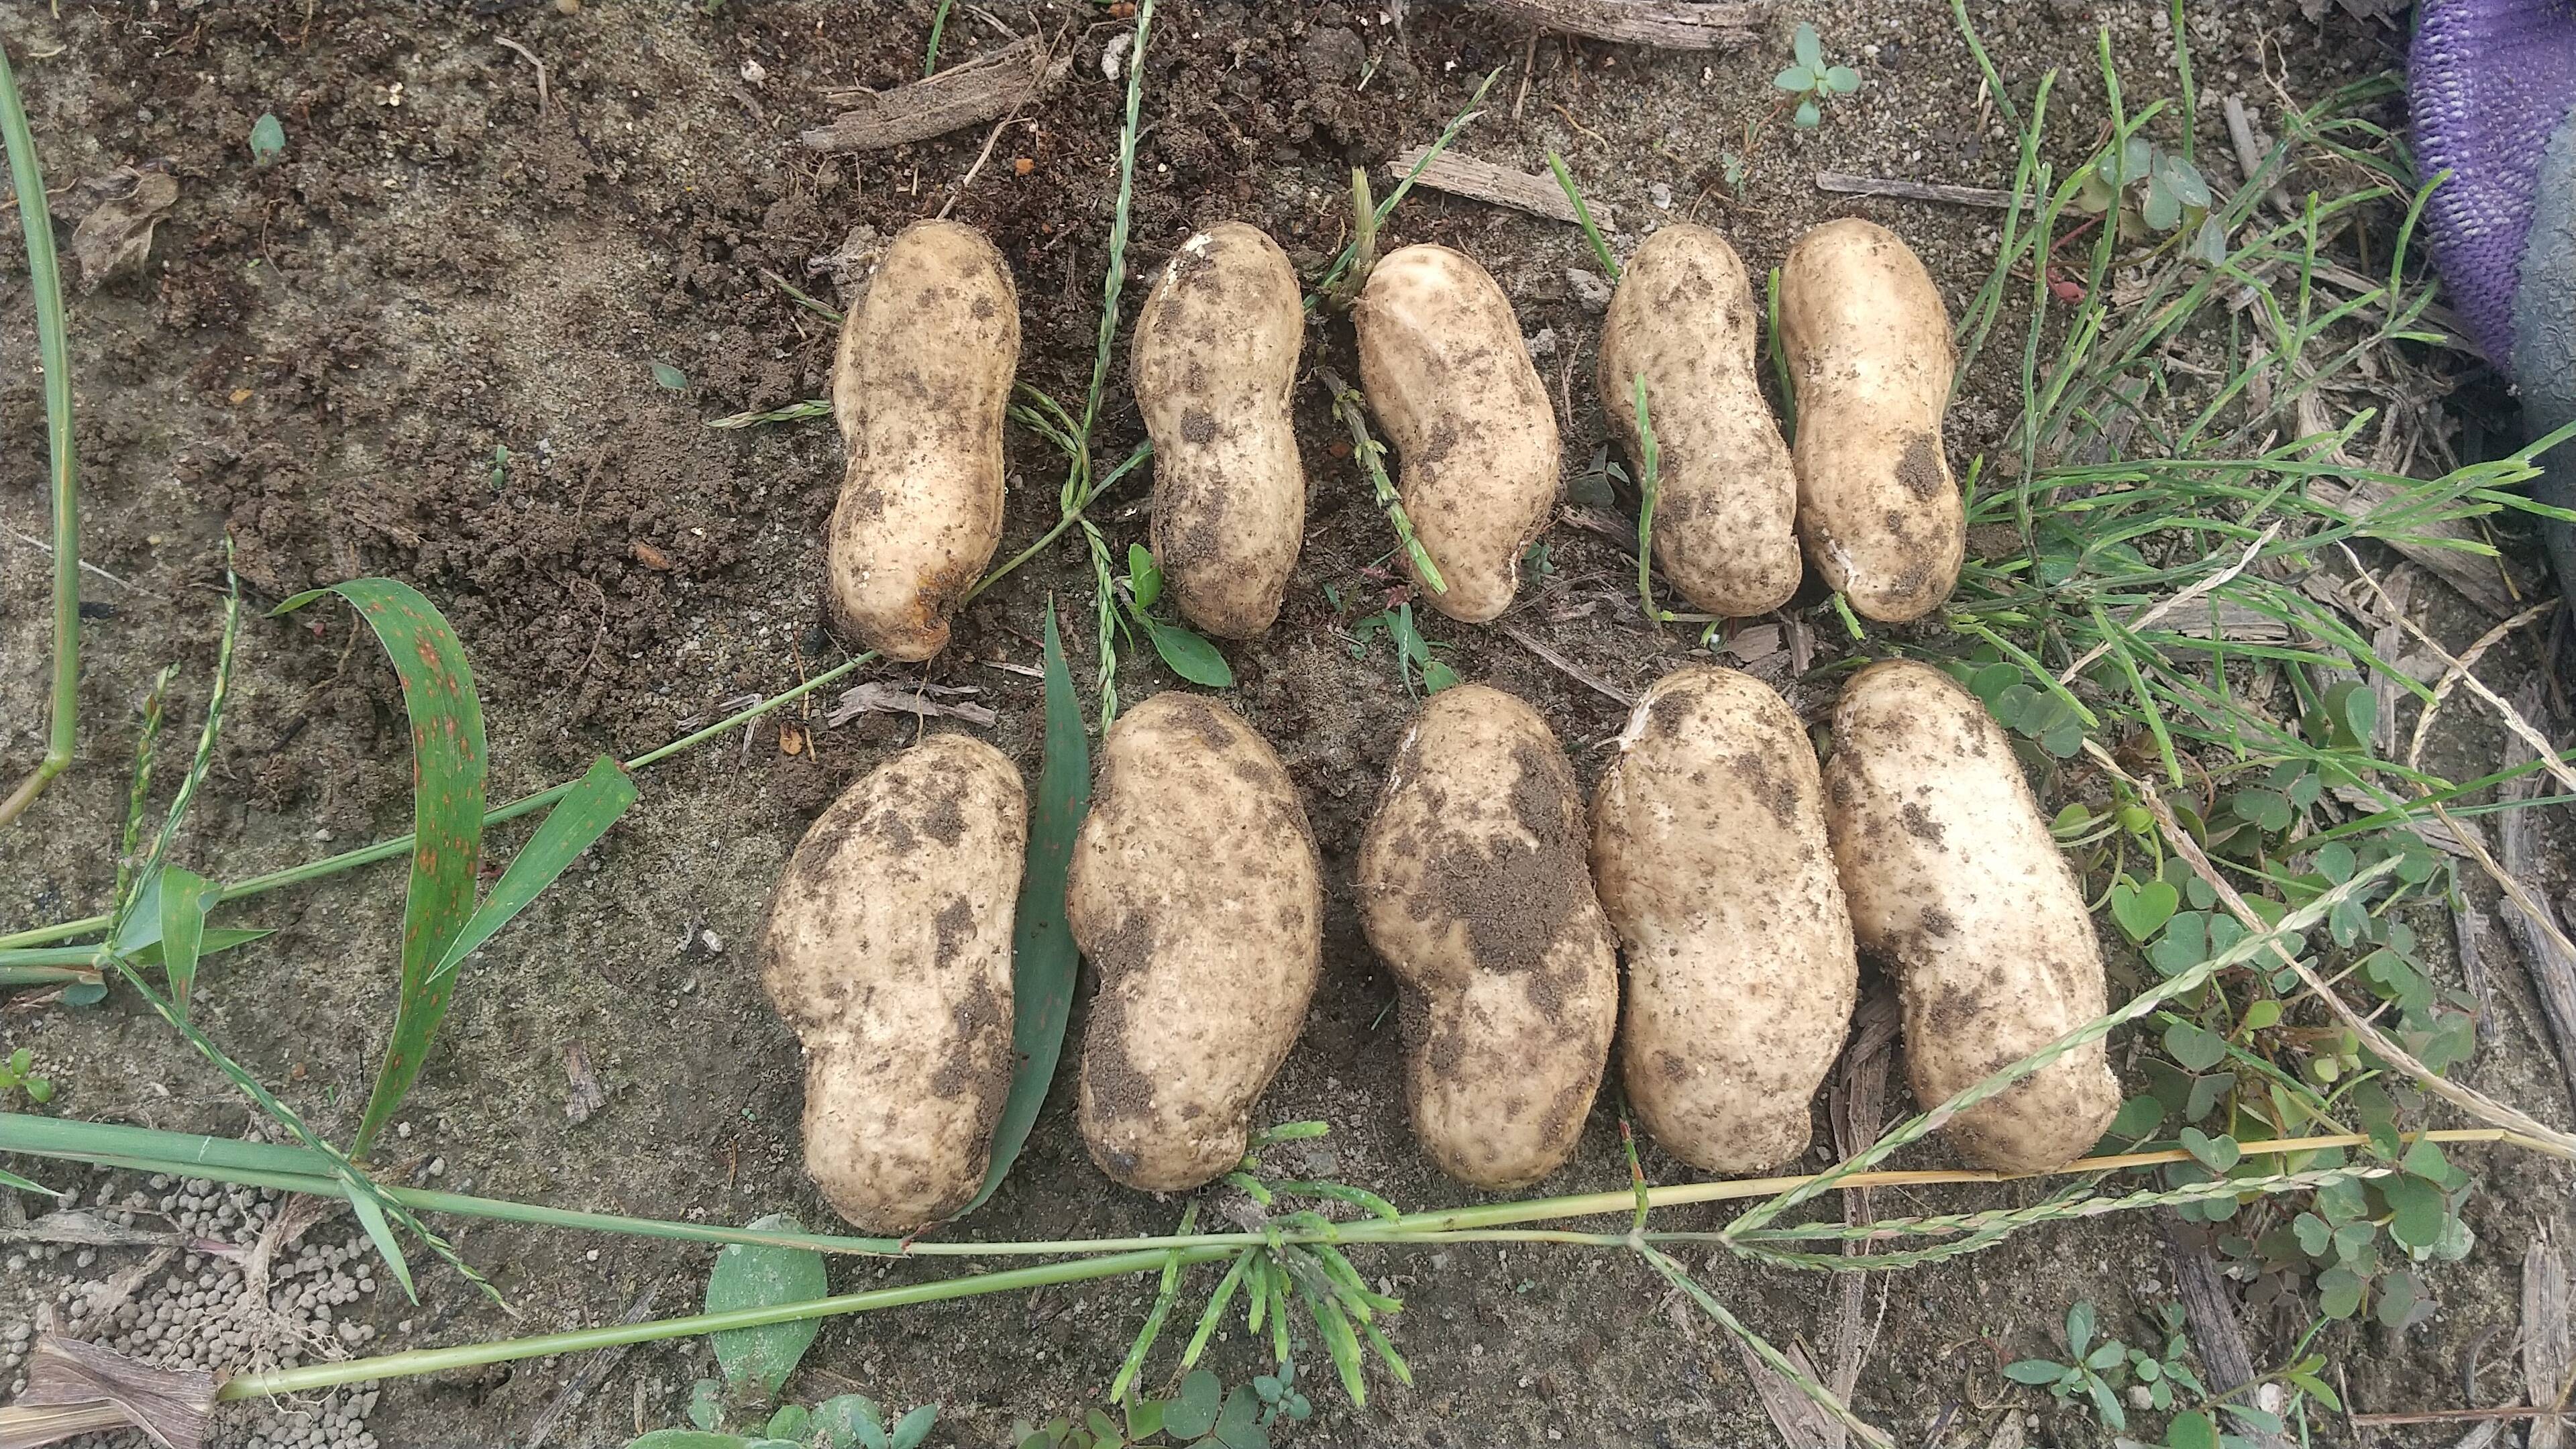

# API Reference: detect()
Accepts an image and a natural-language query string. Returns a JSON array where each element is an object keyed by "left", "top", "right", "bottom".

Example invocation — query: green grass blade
[
  {"left": 961, "top": 601, "right": 1090, "bottom": 1217},
  {"left": 1546, "top": 150, "right": 1619, "bottom": 279},
  {"left": 1181, "top": 1250, "right": 1254, "bottom": 1368},
  {"left": 155, "top": 867, "right": 216, "bottom": 1017},
  {"left": 0, "top": 34, "right": 80, "bottom": 831},
  {"left": 429, "top": 756, "right": 638, "bottom": 985},
  {"left": 1110, "top": 1202, "right": 1198, "bottom": 1403},
  {"left": 345, "top": 1182, "right": 417, "bottom": 1300},
  {"left": 273, "top": 580, "right": 489, "bottom": 1158},
  {"left": 0, "top": 1165, "right": 57, "bottom": 1195}
]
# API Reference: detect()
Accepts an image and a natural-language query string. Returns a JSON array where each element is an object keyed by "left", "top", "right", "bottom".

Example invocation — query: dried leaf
[
  {"left": 2528, "top": 1236, "right": 2571, "bottom": 1449},
  {"left": 824, "top": 680, "right": 998, "bottom": 729},
  {"left": 565, "top": 1042, "right": 608, "bottom": 1124},
  {"left": 1736, "top": 1340, "right": 1837, "bottom": 1449},
  {"left": 66, "top": 168, "right": 178, "bottom": 292},
  {"left": 4, "top": 1335, "right": 218, "bottom": 1449}
]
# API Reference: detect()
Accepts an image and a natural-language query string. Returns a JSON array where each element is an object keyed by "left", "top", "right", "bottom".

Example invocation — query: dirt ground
[{"left": 5, "top": 1, "right": 2575, "bottom": 1446}]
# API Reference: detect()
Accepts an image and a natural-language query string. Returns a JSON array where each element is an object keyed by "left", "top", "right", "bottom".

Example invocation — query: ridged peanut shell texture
[
  {"left": 1132, "top": 222, "right": 1306, "bottom": 639},
  {"left": 1596, "top": 225, "right": 1801, "bottom": 618},
  {"left": 761, "top": 735, "right": 1026, "bottom": 1233},
  {"left": 1780, "top": 218, "right": 1962, "bottom": 623},
  {"left": 1592, "top": 665, "right": 1856, "bottom": 1173},
  {"left": 1823, "top": 661, "right": 2120, "bottom": 1173},
  {"left": 1355, "top": 244, "right": 1560, "bottom": 624},
  {"left": 828, "top": 219, "right": 1020, "bottom": 660},
  {"left": 1071, "top": 694, "right": 1325, "bottom": 1191},
  {"left": 1358, "top": 684, "right": 1617, "bottom": 1189}
]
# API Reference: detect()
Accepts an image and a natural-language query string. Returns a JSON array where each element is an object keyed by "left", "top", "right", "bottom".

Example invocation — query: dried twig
[
  {"left": 2341, "top": 547, "right": 2576, "bottom": 795},
  {"left": 802, "top": 38, "right": 1067, "bottom": 152},
  {"left": 523, "top": 1280, "right": 667, "bottom": 1449},
  {"left": 1464, "top": 0, "right": 1763, "bottom": 48},
  {"left": 2496, "top": 686, "right": 2576, "bottom": 1110},
  {"left": 2156, "top": 1211, "right": 2286, "bottom": 1449},
  {"left": 495, "top": 36, "right": 549, "bottom": 116},
  {"left": 2528, "top": 1236, "right": 2571, "bottom": 1449},
  {"left": 1497, "top": 621, "right": 1635, "bottom": 706},
  {"left": 1815, "top": 172, "right": 2021, "bottom": 209}
]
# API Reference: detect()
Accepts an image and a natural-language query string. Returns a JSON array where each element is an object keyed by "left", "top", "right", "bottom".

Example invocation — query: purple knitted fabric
[{"left": 2412, "top": 0, "right": 2576, "bottom": 371}]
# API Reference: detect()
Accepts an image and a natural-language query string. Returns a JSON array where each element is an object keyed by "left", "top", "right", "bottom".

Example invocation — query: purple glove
[{"left": 2411, "top": 0, "right": 2576, "bottom": 374}]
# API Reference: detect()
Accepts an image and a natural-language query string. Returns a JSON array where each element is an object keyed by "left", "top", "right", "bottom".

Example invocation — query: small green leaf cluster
[
  {"left": 1120, "top": 545, "right": 1234, "bottom": 687},
  {"left": 631, "top": 1214, "right": 938, "bottom": 1449},
  {"left": 2004, "top": 1302, "right": 2208, "bottom": 1434},
  {"left": 1347, "top": 600, "right": 1458, "bottom": 696},
  {"left": 1960, "top": 657, "right": 2086, "bottom": 758},
  {"left": 1017, "top": 1363, "right": 1303, "bottom": 1449},
  {"left": 2078, "top": 136, "right": 2222, "bottom": 259},
  {"left": 0, "top": 1047, "right": 51, "bottom": 1104},
  {"left": 1772, "top": 24, "right": 1861, "bottom": 129}
]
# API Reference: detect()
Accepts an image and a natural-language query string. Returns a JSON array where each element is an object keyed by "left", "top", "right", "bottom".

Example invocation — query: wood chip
[
  {"left": 1464, "top": 0, "right": 1763, "bottom": 48},
  {"left": 2529, "top": 1236, "right": 2572, "bottom": 1449},
  {"left": 800, "top": 38, "right": 1068, "bottom": 153},
  {"left": 1815, "top": 172, "right": 2021, "bottom": 209},
  {"left": 2157, "top": 1211, "right": 2287, "bottom": 1449},
  {"left": 1737, "top": 1340, "right": 1839, "bottom": 1449},
  {"left": 2302, "top": 476, "right": 2533, "bottom": 618},
  {"left": 1982, "top": 1410, "right": 2027, "bottom": 1449},
  {"left": 1389, "top": 144, "right": 1610, "bottom": 229},
  {"left": 564, "top": 1042, "right": 608, "bottom": 1125}
]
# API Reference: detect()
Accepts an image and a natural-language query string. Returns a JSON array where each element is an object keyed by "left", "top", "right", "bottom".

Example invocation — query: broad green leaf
[
  {"left": 1969, "top": 662, "right": 2021, "bottom": 702},
  {"left": 2166, "top": 1409, "right": 2219, "bottom": 1449},
  {"left": 430, "top": 755, "right": 639, "bottom": 985},
  {"left": 2108, "top": 1095, "right": 2163, "bottom": 1138},
  {"left": 248, "top": 112, "right": 286, "bottom": 164},
  {"left": 1146, "top": 619, "right": 1234, "bottom": 687},
  {"left": 2291, "top": 1212, "right": 2331, "bottom": 1257},
  {"left": 963, "top": 603, "right": 1090, "bottom": 1218},
  {"left": 154, "top": 866, "right": 217, "bottom": 1017},
  {"left": 2066, "top": 1301, "right": 2094, "bottom": 1357},
  {"left": 888, "top": 1405, "right": 938, "bottom": 1449},
  {"left": 2313, "top": 841, "right": 2356, "bottom": 883},
  {"left": 2316, "top": 1266, "right": 2364, "bottom": 1319},
  {"left": 2084, "top": 1340, "right": 2126, "bottom": 1371},
  {"left": 652, "top": 362, "right": 689, "bottom": 390},
  {"left": 811, "top": 1395, "right": 883, "bottom": 1449},
  {"left": 628, "top": 1435, "right": 751, "bottom": 1449},
  {"left": 1165, "top": 1370, "right": 1222, "bottom": 1438},
  {"left": 2110, "top": 879, "right": 2178, "bottom": 942},
  {"left": 2378, "top": 1175, "right": 2447, "bottom": 1250},
  {"left": 2374, "top": 1267, "right": 2429, "bottom": 1329},
  {"left": 2148, "top": 912, "right": 2208, "bottom": 977},
  {"left": 707, "top": 1212, "right": 828, "bottom": 1400},
  {"left": 2219, "top": 1402, "right": 2285, "bottom": 1435},
  {"left": 1823, "top": 65, "right": 1861, "bottom": 93},
  {"left": 2333, "top": 1220, "right": 2377, "bottom": 1271},
  {"left": 2184, "top": 1070, "right": 2234, "bottom": 1124},
  {"left": 2230, "top": 788, "right": 2292, "bottom": 833},
  {"left": 2143, "top": 176, "right": 2180, "bottom": 231},
  {"left": 1124, "top": 1397, "right": 1165, "bottom": 1440},
  {"left": 2241, "top": 999, "right": 2282, "bottom": 1032},
  {"left": 765, "top": 1406, "right": 810, "bottom": 1441},
  {"left": 2178, "top": 1127, "right": 2240, "bottom": 1173},
  {"left": 1211, "top": 1387, "right": 1267, "bottom": 1449},
  {"left": 1128, "top": 543, "right": 1161, "bottom": 610},
  {"left": 2163, "top": 1021, "right": 2227, "bottom": 1072},
  {"left": 2005, "top": 1360, "right": 2069, "bottom": 1387},
  {"left": 274, "top": 580, "right": 488, "bottom": 1157},
  {"left": 690, "top": 1379, "right": 726, "bottom": 1431},
  {"left": 1421, "top": 659, "right": 1462, "bottom": 694},
  {"left": 1774, "top": 65, "right": 1813, "bottom": 92},
  {"left": 2402, "top": 1138, "right": 2457, "bottom": 1185},
  {"left": 1794, "top": 99, "right": 1822, "bottom": 129},
  {"left": 1793, "top": 21, "right": 1822, "bottom": 67},
  {"left": 2084, "top": 1372, "right": 2126, "bottom": 1431}
]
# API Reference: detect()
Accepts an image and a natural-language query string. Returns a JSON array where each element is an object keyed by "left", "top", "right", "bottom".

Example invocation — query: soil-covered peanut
[
  {"left": 1592, "top": 665, "right": 1856, "bottom": 1173},
  {"left": 1071, "top": 693, "right": 1324, "bottom": 1191},
  {"left": 1357, "top": 684, "right": 1617, "bottom": 1188},
  {"left": 1355, "top": 244, "right": 1560, "bottom": 624},
  {"left": 1823, "top": 660, "right": 2120, "bottom": 1173},
  {"left": 1596, "top": 225, "right": 1801, "bottom": 619},
  {"left": 1132, "top": 222, "right": 1305, "bottom": 639},
  {"left": 761, "top": 735, "right": 1026, "bottom": 1233},
  {"left": 1780, "top": 218, "right": 1962, "bottom": 623},
  {"left": 828, "top": 219, "right": 1020, "bottom": 660}
]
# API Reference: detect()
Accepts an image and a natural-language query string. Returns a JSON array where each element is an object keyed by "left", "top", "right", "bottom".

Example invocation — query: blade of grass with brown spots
[{"left": 270, "top": 580, "right": 488, "bottom": 1160}]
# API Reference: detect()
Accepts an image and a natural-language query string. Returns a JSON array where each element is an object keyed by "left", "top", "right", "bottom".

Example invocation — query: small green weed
[
  {"left": 247, "top": 113, "right": 286, "bottom": 165},
  {"left": 2004, "top": 1302, "right": 2210, "bottom": 1434},
  {"left": 1352, "top": 602, "right": 1458, "bottom": 696},
  {"left": 1118, "top": 545, "right": 1234, "bottom": 688},
  {"left": 1773, "top": 23, "right": 1862, "bottom": 129},
  {"left": 0, "top": 1047, "right": 52, "bottom": 1105}
]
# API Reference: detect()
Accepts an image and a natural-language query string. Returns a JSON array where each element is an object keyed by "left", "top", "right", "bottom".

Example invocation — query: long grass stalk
[{"left": 0, "top": 35, "right": 80, "bottom": 831}]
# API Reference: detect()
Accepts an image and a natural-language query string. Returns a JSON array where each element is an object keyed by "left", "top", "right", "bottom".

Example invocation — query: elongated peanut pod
[
  {"left": 828, "top": 219, "right": 1020, "bottom": 660},
  {"left": 1593, "top": 665, "right": 1856, "bottom": 1173},
  {"left": 1355, "top": 244, "right": 1560, "bottom": 624},
  {"left": 1823, "top": 660, "right": 2119, "bottom": 1173},
  {"left": 1132, "top": 223, "right": 1307, "bottom": 639},
  {"left": 1780, "top": 218, "right": 1962, "bottom": 623},
  {"left": 1071, "top": 694, "right": 1324, "bottom": 1191},
  {"left": 1597, "top": 225, "right": 1801, "bottom": 618},
  {"left": 1358, "top": 684, "right": 1616, "bottom": 1188},
  {"left": 761, "top": 735, "right": 1026, "bottom": 1232}
]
